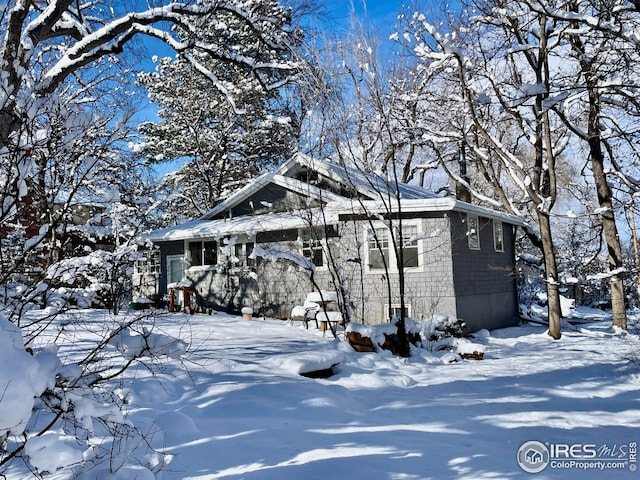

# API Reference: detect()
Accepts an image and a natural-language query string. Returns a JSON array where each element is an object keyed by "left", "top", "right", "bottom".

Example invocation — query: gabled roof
[
  {"left": 200, "top": 153, "right": 441, "bottom": 221},
  {"left": 146, "top": 153, "right": 523, "bottom": 242},
  {"left": 200, "top": 169, "right": 345, "bottom": 221},
  {"left": 280, "top": 153, "right": 441, "bottom": 202}
]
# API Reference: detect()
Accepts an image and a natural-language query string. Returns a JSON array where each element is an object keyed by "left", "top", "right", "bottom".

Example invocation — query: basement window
[{"left": 385, "top": 304, "right": 411, "bottom": 321}]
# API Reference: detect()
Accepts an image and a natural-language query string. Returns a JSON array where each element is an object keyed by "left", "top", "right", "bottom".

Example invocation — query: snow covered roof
[
  {"left": 146, "top": 208, "right": 340, "bottom": 242},
  {"left": 147, "top": 153, "right": 523, "bottom": 242},
  {"left": 201, "top": 170, "right": 346, "bottom": 221},
  {"left": 282, "top": 153, "right": 442, "bottom": 201},
  {"left": 200, "top": 153, "right": 441, "bottom": 221},
  {"left": 347, "top": 197, "right": 524, "bottom": 225}
]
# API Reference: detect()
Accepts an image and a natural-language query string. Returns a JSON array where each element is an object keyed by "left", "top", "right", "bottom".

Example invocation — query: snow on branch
[
  {"left": 41, "top": 5, "right": 211, "bottom": 91},
  {"left": 250, "top": 244, "right": 315, "bottom": 272},
  {"left": 182, "top": 51, "right": 245, "bottom": 115},
  {"left": 2, "top": 0, "right": 299, "bottom": 136}
]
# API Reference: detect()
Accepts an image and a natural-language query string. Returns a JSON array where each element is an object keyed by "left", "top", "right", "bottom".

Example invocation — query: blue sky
[
  {"left": 324, "top": 0, "right": 403, "bottom": 24},
  {"left": 322, "top": 0, "right": 404, "bottom": 35}
]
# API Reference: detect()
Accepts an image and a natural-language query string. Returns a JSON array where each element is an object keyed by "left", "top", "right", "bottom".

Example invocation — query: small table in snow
[{"left": 316, "top": 311, "right": 341, "bottom": 338}]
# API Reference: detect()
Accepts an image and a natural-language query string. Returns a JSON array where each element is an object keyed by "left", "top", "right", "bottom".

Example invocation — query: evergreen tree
[{"left": 137, "top": 12, "right": 301, "bottom": 221}]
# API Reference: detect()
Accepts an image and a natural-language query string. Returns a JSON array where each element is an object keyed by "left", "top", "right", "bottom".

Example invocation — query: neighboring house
[
  {"left": 135, "top": 153, "right": 524, "bottom": 332},
  {"left": 0, "top": 189, "right": 114, "bottom": 279},
  {"left": 50, "top": 190, "right": 115, "bottom": 254}
]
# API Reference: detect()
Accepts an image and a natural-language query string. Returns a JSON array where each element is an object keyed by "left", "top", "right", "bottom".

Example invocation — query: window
[
  {"left": 136, "top": 250, "right": 160, "bottom": 274},
  {"left": 467, "top": 215, "right": 480, "bottom": 250},
  {"left": 401, "top": 225, "right": 419, "bottom": 268},
  {"left": 203, "top": 241, "right": 217, "bottom": 265},
  {"left": 367, "top": 224, "right": 422, "bottom": 271},
  {"left": 188, "top": 240, "right": 218, "bottom": 267},
  {"left": 368, "top": 228, "right": 390, "bottom": 270},
  {"left": 234, "top": 242, "right": 255, "bottom": 267},
  {"left": 385, "top": 304, "right": 411, "bottom": 320},
  {"left": 246, "top": 242, "right": 255, "bottom": 266},
  {"left": 493, "top": 221, "right": 504, "bottom": 252},
  {"left": 188, "top": 241, "right": 202, "bottom": 266},
  {"left": 296, "top": 168, "right": 318, "bottom": 184},
  {"left": 302, "top": 229, "right": 324, "bottom": 267}
]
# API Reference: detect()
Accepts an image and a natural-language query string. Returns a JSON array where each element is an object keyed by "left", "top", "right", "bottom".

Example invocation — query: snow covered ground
[{"left": 6, "top": 309, "right": 640, "bottom": 479}]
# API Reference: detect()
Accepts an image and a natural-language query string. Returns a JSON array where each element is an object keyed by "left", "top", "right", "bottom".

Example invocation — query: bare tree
[
  {"left": 1, "top": 0, "right": 302, "bottom": 233},
  {"left": 0, "top": 0, "right": 300, "bottom": 140},
  {"left": 532, "top": 0, "right": 640, "bottom": 331},
  {"left": 395, "top": 3, "right": 569, "bottom": 338}
]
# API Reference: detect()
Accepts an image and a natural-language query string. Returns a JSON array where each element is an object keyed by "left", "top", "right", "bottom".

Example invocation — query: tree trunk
[
  {"left": 0, "top": 108, "right": 20, "bottom": 148},
  {"left": 587, "top": 94, "right": 627, "bottom": 330},
  {"left": 538, "top": 210, "right": 562, "bottom": 339},
  {"left": 567, "top": 3, "right": 627, "bottom": 330},
  {"left": 396, "top": 236, "right": 411, "bottom": 358}
]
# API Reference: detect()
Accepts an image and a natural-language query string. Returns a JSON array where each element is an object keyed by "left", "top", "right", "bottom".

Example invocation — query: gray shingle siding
[
  {"left": 450, "top": 212, "right": 519, "bottom": 332},
  {"left": 334, "top": 216, "right": 457, "bottom": 324},
  {"left": 141, "top": 212, "right": 520, "bottom": 332}
]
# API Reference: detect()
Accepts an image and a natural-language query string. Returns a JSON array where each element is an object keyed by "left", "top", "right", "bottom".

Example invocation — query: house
[
  {"left": 1, "top": 189, "right": 115, "bottom": 282},
  {"left": 135, "top": 153, "right": 524, "bottom": 332}
]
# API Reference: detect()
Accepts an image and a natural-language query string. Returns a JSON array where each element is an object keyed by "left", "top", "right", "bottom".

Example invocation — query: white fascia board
[
  {"left": 332, "top": 197, "right": 524, "bottom": 225},
  {"left": 275, "top": 152, "right": 309, "bottom": 175},
  {"left": 450, "top": 200, "right": 525, "bottom": 225},
  {"left": 334, "top": 197, "right": 457, "bottom": 215}
]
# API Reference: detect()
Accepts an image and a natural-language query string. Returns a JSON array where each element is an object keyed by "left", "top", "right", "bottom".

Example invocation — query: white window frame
[
  {"left": 136, "top": 250, "right": 161, "bottom": 275},
  {"left": 300, "top": 227, "right": 327, "bottom": 269},
  {"left": 493, "top": 220, "right": 504, "bottom": 252},
  {"left": 366, "top": 221, "right": 423, "bottom": 273},
  {"left": 367, "top": 227, "right": 390, "bottom": 271},
  {"left": 400, "top": 224, "right": 420, "bottom": 268},
  {"left": 467, "top": 215, "right": 480, "bottom": 250}
]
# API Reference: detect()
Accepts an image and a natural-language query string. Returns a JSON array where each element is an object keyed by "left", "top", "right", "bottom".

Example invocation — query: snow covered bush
[
  {"left": 0, "top": 318, "right": 48, "bottom": 444},
  {"left": 418, "top": 315, "right": 488, "bottom": 360},
  {"left": 45, "top": 247, "right": 143, "bottom": 314},
  {"left": 0, "top": 308, "right": 186, "bottom": 477},
  {"left": 421, "top": 315, "right": 467, "bottom": 344}
]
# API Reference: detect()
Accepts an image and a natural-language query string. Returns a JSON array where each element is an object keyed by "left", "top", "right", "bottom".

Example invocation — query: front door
[{"left": 167, "top": 254, "right": 185, "bottom": 286}]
